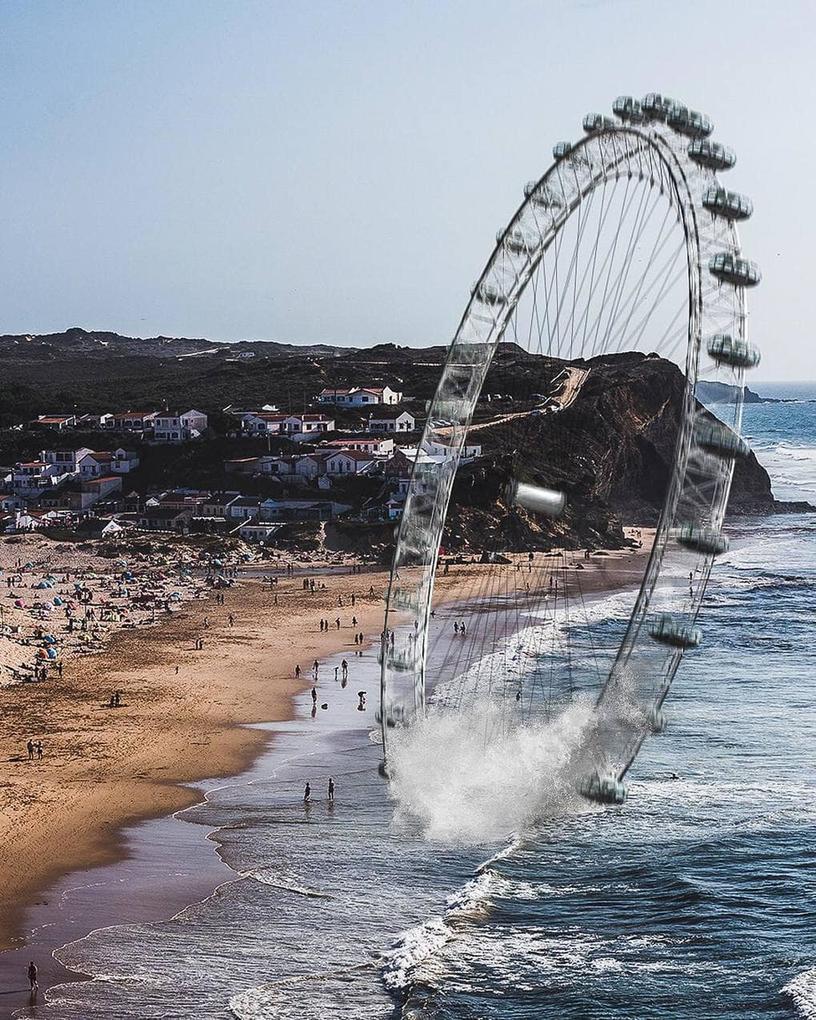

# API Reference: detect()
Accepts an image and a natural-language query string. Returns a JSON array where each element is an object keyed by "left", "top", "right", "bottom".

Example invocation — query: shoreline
[
  {"left": 0, "top": 560, "right": 393, "bottom": 954},
  {"left": 0, "top": 536, "right": 653, "bottom": 1012}
]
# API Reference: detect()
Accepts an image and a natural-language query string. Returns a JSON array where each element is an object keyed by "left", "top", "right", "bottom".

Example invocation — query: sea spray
[{"left": 386, "top": 698, "right": 596, "bottom": 843}]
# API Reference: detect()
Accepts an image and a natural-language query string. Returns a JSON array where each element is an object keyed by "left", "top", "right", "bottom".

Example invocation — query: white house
[
  {"left": 325, "top": 450, "right": 376, "bottom": 476},
  {"left": 153, "top": 409, "right": 208, "bottom": 442},
  {"left": 240, "top": 412, "right": 289, "bottom": 435},
  {"left": 317, "top": 385, "right": 402, "bottom": 406},
  {"left": 111, "top": 448, "right": 140, "bottom": 473},
  {"left": 30, "top": 415, "right": 77, "bottom": 431},
  {"left": 426, "top": 439, "right": 483, "bottom": 462},
  {"left": 368, "top": 407, "right": 416, "bottom": 433},
  {"left": 284, "top": 413, "right": 335, "bottom": 441},
  {"left": 321, "top": 437, "right": 394, "bottom": 456},
  {"left": 115, "top": 411, "right": 158, "bottom": 432},
  {"left": 294, "top": 453, "right": 331, "bottom": 480},
  {"left": 11, "top": 460, "right": 64, "bottom": 494},
  {"left": 41, "top": 448, "right": 93, "bottom": 473},
  {"left": 226, "top": 496, "right": 262, "bottom": 521}
]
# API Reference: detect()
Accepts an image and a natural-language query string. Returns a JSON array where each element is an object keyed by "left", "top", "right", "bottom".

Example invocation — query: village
[{"left": 0, "top": 384, "right": 482, "bottom": 542}]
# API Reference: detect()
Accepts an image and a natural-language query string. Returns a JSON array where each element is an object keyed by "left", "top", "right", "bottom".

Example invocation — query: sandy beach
[{"left": 0, "top": 530, "right": 653, "bottom": 957}]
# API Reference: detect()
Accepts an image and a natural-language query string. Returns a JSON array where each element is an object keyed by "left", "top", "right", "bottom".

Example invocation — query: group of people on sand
[
  {"left": 26, "top": 739, "right": 43, "bottom": 760},
  {"left": 303, "top": 777, "right": 335, "bottom": 804},
  {"left": 452, "top": 620, "right": 468, "bottom": 636}
]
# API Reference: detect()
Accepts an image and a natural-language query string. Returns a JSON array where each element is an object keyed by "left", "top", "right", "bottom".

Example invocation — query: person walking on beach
[
  {"left": 27, "top": 739, "right": 34, "bottom": 760},
  {"left": 328, "top": 777, "right": 335, "bottom": 803},
  {"left": 295, "top": 665, "right": 301, "bottom": 679},
  {"left": 454, "top": 621, "right": 459, "bottom": 635},
  {"left": 341, "top": 658, "right": 348, "bottom": 681},
  {"left": 27, "top": 960, "right": 38, "bottom": 991},
  {"left": 36, "top": 742, "right": 42, "bottom": 760},
  {"left": 304, "top": 782, "right": 311, "bottom": 803},
  {"left": 311, "top": 686, "right": 318, "bottom": 705}
]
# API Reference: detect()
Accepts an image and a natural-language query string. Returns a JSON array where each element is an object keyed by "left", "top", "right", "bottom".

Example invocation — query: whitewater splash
[{"left": 386, "top": 698, "right": 596, "bottom": 843}]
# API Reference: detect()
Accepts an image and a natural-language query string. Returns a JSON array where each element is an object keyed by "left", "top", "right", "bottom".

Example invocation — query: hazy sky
[{"left": 1, "top": 0, "right": 813, "bottom": 380}]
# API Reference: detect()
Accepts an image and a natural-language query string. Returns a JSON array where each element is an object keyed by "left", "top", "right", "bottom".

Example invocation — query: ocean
[{"left": 11, "top": 383, "right": 816, "bottom": 1019}]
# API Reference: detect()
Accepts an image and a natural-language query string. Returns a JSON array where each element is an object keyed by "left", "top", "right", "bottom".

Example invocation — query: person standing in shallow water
[
  {"left": 27, "top": 960, "right": 38, "bottom": 991},
  {"left": 328, "top": 777, "right": 335, "bottom": 803},
  {"left": 304, "top": 782, "right": 311, "bottom": 803}
]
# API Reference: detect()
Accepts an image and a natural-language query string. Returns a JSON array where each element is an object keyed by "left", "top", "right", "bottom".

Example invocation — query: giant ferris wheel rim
[{"left": 380, "top": 94, "right": 757, "bottom": 800}]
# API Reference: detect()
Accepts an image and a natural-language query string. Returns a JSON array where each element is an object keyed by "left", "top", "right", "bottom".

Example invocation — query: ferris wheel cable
[
  {"left": 606, "top": 237, "right": 687, "bottom": 355},
  {"left": 586, "top": 183, "right": 665, "bottom": 355},
  {"left": 562, "top": 177, "right": 653, "bottom": 357},
  {"left": 601, "top": 201, "right": 679, "bottom": 353},
  {"left": 547, "top": 181, "right": 603, "bottom": 361},
  {"left": 611, "top": 253, "right": 689, "bottom": 357},
  {"left": 584, "top": 184, "right": 666, "bottom": 361},
  {"left": 556, "top": 181, "right": 625, "bottom": 358},
  {"left": 579, "top": 174, "right": 612, "bottom": 354},
  {"left": 581, "top": 173, "right": 645, "bottom": 357}
]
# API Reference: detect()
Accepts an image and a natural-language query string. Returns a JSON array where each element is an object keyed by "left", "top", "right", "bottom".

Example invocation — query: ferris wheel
[{"left": 379, "top": 93, "right": 761, "bottom": 806}]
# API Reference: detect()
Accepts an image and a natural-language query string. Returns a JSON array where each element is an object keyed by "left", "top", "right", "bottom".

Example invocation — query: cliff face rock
[{"left": 444, "top": 353, "right": 807, "bottom": 552}]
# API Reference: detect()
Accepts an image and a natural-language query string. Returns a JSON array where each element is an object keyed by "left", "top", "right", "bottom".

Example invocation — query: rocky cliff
[{"left": 443, "top": 352, "right": 810, "bottom": 552}]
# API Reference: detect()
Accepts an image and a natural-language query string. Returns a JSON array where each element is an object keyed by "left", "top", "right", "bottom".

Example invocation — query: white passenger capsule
[
  {"left": 674, "top": 524, "right": 729, "bottom": 556},
  {"left": 706, "top": 334, "right": 761, "bottom": 369},
  {"left": 507, "top": 481, "right": 566, "bottom": 519},
  {"left": 648, "top": 614, "right": 702, "bottom": 649},
  {"left": 578, "top": 772, "right": 627, "bottom": 805}
]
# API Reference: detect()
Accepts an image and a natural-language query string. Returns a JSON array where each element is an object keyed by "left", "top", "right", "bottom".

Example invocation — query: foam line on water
[{"left": 783, "top": 968, "right": 816, "bottom": 1019}]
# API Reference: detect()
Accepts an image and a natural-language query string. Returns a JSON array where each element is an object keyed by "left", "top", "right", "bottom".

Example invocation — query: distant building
[
  {"left": 284, "top": 413, "right": 335, "bottom": 441},
  {"left": 114, "top": 411, "right": 159, "bottom": 433},
  {"left": 368, "top": 407, "right": 416, "bottom": 433},
  {"left": 324, "top": 450, "right": 376, "bottom": 476},
  {"left": 317, "top": 385, "right": 402, "bottom": 407},
  {"left": 240, "top": 412, "right": 289, "bottom": 435},
  {"left": 321, "top": 437, "right": 394, "bottom": 456},
  {"left": 30, "top": 415, "right": 77, "bottom": 431},
  {"left": 152, "top": 410, "right": 208, "bottom": 443}
]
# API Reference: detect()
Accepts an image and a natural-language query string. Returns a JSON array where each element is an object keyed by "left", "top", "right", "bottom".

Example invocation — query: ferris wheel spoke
[
  {"left": 586, "top": 184, "right": 664, "bottom": 360},
  {"left": 601, "top": 203, "right": 679, "bottom": 352},
  {"left": 606, "top": 237, "right": 687, "bottom": 354}
]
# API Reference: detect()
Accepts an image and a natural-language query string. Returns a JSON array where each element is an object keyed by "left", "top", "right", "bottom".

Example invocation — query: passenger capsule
[
  {"left": 702, "top": 187, "right": 753, "bottom": 221},
  {"left": 612, "top": 95, "right": 645, "bottom": 123},
  {"left": 391, "top": 587, "right": 418, "bottom": 612},
  {"left": 552, "top": 141, "right": 573, "bottom": 160},
  {"left": 578, "top": 772, "right": 627, "bottom": 805},
  {"left": 476, "top": 283, "right": 508, "bottom": 307},
  {"left": 666, "top": 104, "right": 713, "bottom": 138},
  {"left": 694, "top": 421, "right": 751, "bottom": 460},
  {"left": 507, "top": 480, "right": 566, "bottom": 519},
  {"left": 499, "top": 229, "right": 538, "bottom": 256},
  {"left": 706, "top": 334, "right": 761, "bottom": 369},
  {"left": 648, "top": 614, "right": 702, "bottom": 649},
  {"left": 675, "top": 524, "right": 729, "bottom": 556},
  {"left": 377, "top": 647, "right": 417, "bottom": 672},
  {"left": 641, "top": 93, "right": 668, "bottom": 120},
  {"left": 687, "top": 139, "right": 736, "bottom": 171},
  {"left": 708, "top": 253, "right": 761, "bottom": 288},
  {"left": 524, "top": 181, "right": 564, "bottom": 209},
  {"left": 583, "top": 112, "right": 616, "bottom": 133}
]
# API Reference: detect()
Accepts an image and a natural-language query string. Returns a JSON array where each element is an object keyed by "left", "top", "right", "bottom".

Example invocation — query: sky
[{"left": 0, "top": 0, "right": 813, "bottom": 380}]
